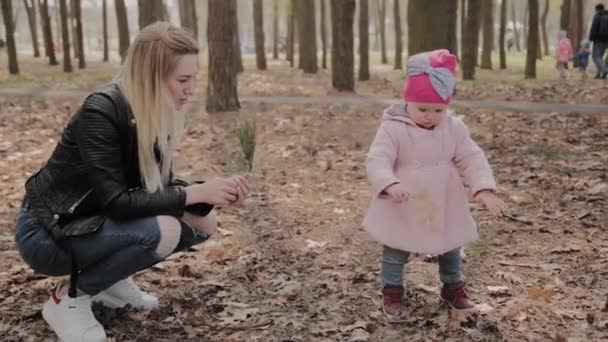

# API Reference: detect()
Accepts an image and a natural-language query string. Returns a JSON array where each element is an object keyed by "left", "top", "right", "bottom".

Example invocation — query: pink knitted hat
[{"left": 403, "top": 49, "right": 458, "bottom": 105}]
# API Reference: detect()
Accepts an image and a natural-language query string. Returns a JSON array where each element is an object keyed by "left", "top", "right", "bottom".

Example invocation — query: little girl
[
  {"left": 363, "top": 49, "right": 506, "bottom": 317},
  {"left": 555, "top": 30, "right": 573, "bottom": 80}
]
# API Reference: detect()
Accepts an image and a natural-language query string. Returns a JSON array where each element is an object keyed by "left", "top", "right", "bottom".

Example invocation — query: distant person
[
  {"left": 577, "top": 40, "right": 592, "bottom": 80},
  {"left": 505, "top": 28, "right": 515, "bottom": 51},
  {"left": 362, "top": 49, "right": 506, "bottom": 319},
  {"left": 555, "top": 30, "right": 573, "bottom": 80},
  {"left": 589, "top": 3, "right": 608, "bottom": 79}
]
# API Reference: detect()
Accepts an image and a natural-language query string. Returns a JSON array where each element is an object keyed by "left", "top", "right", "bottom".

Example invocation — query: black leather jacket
[{"left": 23, "top": 83, "right": 211, "bottom": 238}]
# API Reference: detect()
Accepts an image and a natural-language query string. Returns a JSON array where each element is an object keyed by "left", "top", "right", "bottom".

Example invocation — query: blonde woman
[{"left": 14, "top": 22, "right": 249, "bottom": 342}]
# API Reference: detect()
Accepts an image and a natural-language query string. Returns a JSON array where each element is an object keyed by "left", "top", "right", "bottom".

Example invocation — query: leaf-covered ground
[{"left": 0, "top": 91, "right": 606, "bottom": 341}]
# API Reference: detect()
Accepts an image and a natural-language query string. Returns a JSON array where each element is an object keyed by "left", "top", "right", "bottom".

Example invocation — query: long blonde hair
[{"left": 114, "top": 22, "right": 198, "bottom": 193}]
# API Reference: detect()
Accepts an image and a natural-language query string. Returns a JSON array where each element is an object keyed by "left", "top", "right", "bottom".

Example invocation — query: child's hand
[
  {"left": 384, "top": 183, "right": 410, "bottom": 204},
  {"left": 475, "top": 190, "right": 506, "bottom": 216}
]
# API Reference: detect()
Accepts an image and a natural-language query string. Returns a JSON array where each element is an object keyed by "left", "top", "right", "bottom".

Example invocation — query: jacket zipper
[{"left": 67, "top": 188, "right": 93, "bottom": 214}]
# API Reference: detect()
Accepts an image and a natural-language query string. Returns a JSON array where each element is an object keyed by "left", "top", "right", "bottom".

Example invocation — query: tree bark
[
  {"left": 233, "top": 8, "right": 243, "bottom": 74},
  {"left": 480, "top": 0, "right": 493, "bottom": 69},
  {"left": 286, "top": 0, "right": 295, "bottom": 66},
  {"left": 320, "top": 0, "right": 327, "bottom": 68},
  {"left": 560, "top": 0, "right": 570, "bottom": 31},
  {"left": 393, "top": 0, "right": 402, "bottom": 70},
  {"left": 206, "top": 0, "right": 239, "bottom": 113},
  {"left": 70, "top": 0, "right": 78, "bottom": 59},
  {"left": 138, "top": 0, "right": 166, "bottom": 30},
  {"left": 23, "top": 0, "right": 41, "bottom": 57},
  {"left": 73, "top": 0, "right": 85, "bottom": 68},
  {"left": 37, "top": 0, "right": 49, "bottom": 57},
  {"left": 296, "top": 0, "right": 318, "bottom": 73},
  {"left": 407, "top": 0, "right": 451, "bottom": 56},
  {"left": 499, "top": 0, "right": 507, "bottom": 69},
  {"left": 376, "top": 0, "right": 387, "bottom": 64},
  {"left": 568, "top": 0, "right": 583, "bottom": 67},
  {"left": 1, "top": 0, "right": 19, "bottom": 73},
  {"left": 462, "top": 0, "right": 481, "bottom": 79},
  {"left": 102, "top": 0, "right": 108, "bottom": 62},
  {"left": 511, "top": 0, "right": 521, "bottom": 51},
  {"left": 115, "top": 0, "right": 129, "bottom": 63},
  {"left": 460, "top": 0, "right": 466, "bottom": 56},
  {"left": 40, "top": 0, "right": 58, "bottom": 64},
  {"left": 525, "top": 0, "right": 538, "bottom": 79},
  {"left": 446, "top": 0, "right": 458, "bottom": 56},
  {"left": 253, "top": 0, "right": 267, "bottom": 70},
  {"left": 359, "top": 0, "right": 369, "bottom": 80},
  {"left": 331, "top": 0, "right": 355, "bottom": 91},
  {"left": 273, "top": 0, "right": 279, "bottom": 59},
  {"left": 540, "top": 0, "right": 549, "bottom": 56},
  {"left": 178, "top": 0, "right": 198, "bottom": 38},
  {"left": 58, "top": 0, "right": 72, "bottom": 72}
]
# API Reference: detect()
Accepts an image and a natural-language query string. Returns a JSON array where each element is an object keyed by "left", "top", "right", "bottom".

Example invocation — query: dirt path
[{"left": 0, "top": 88, "right": 607, "bottom": 114}]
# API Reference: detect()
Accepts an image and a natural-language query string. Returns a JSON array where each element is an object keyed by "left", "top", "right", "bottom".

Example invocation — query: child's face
[{"left": 407, "top": 102, "right": 449, "bottom": 128}]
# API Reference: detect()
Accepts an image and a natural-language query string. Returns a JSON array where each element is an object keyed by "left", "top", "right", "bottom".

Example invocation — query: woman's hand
[
  {"left": 185, "top": 178, "right": 238, "bottom": 206},
  {"left": 475, "top": 190, "right": 507, "bottom": 216},
  {"left": 230, "top": 174, "right": 250, "bottom": 206}
]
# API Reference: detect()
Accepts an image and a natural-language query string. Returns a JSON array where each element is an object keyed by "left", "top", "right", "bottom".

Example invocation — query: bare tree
[
  {"left": 178, "top": 0, "right": 197, "bottom": 38},
  {"left": 499, "top": 0, "right": 507, "bottom": 69},
  {"left": 525, "top": 0, "right": 539, "bottom": 79},
  {"left": 40, "top": 0, "right": 58, "bottom": 65},
  {"left": 359, "top": 0, "right": 369, "bottom": 80},
  {"left": 72, "top": 0, "right": 85, "bottom": 68},
  {"left": 233, "top": 10, "right": 243, "bottom": 74},
  {"left": 330, "top": 0, "right": 355, "bottom": 91},
  {"left": 393, "top": 0, "right": 402, "bottom": 70},
  {"left": 320, "top": 0, "right": 327, "bottom": 68},
  {"left": 253, "top": 0, "right": 266, "bottom": 70},
  {"left": 568, "top": 0, "right": 583, "bottom": 66},
  {"left": 138, "top": 0, "right": 166, "bottom": 30},
  {"left": 115, "top": 0, "right": 129, "bottom": 62},
  {"left": 480, "top": 0, "right": 493, "bottom": 69},
  {"left": 1, "top": 0, "right": 19, "bottom": 74},
  {"left": 273, "top": 0, "right": 279, "bottom": 59},
  {"left": 462, "top": 0, "right": 481, "bottom": 79},
  {"left": 296, "top": 0, "right": 318, "bottom": 73},
  {"left": 206, "top": 0, "right": 239, "bottom": 113},
  {"left": 23, "top": 0, "right": 41, "bottom": 57},
  {"left": 376, "top": 0, "right": 387, "bottom": 64},
  {"left": 286, "top": 0, "right": 295, "bottom": 66},
  {"left": 58, "top": 0, "right": 72, "bottom": 72},
  {"left": 511, "top": 0, "right": 521, "bottom": 51},
  {"left": 102, "top": 0, "right": 108, "bottom": 62},
  {"left": 408, "top": 0, "right": 452, "bottom": 56},
  {"left": 447, "top": 0, "right": 458, "bottom": 56},
  {"left": 560, "top": 0, "right": 570, "bottom": 31},
  {"left": 540, "top": 0, "right": 549, "bottom": 56},
  {"left": 460, "top": 0, "right": 466, "bottom": 56}
]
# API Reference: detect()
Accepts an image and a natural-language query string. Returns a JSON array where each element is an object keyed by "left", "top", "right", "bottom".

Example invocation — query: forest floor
[{"left": 0, "top": 55, "right": 607, "bottom": 341}]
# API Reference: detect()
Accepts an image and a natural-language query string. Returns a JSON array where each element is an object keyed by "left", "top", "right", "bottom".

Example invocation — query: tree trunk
[
  {"left": 511, "top": 0, "right": 521, "bottom": 51},
  {"left": 70, "top": 0, "right": 78, "bottom": 59},
  {"left": 321, "top": 0, "right": 327, "bottom": 68},
  {"left": 499, "top": 0, "right": 507, "bottom": 69},
  {"left": 233, "top": 9, "right": 243, "bottom": 74},
  {"left": 560, "top": 0, "right": 570, "bottom": 31},
  {"left": 462, "top": 0, "right": 481, "bottom": 79},
  {"left": 40, "top": 0, "right": 58, "bottom": 64},
  {"left": 37, "top": 0, "right": 49, "bottom": 57},
  {"left": 273, "top": 0, "right": 279, "bottom": 59},
  {"left": 359, "top": 0, "right": 369, "bottom": 80},
  {"left": 376, "top": 0, "right": 387, "bottom": 64},
  {"left": 331, "top": 0, "right": 355, "bottom": 91},
  {"left": 23, "top": 0, "right": 41, "bottom": 57},
  {"left": 525, "top": 0, "right": 538, "bottom": 79},
  {"left": 460, "top": 0, "right": 466, "bottom": 56},
  {"left": 540, "top": 0, "right": 549, "bottom": 56},
  {"left": 523, "top": 3, "right": 528, "bottom": 43},
  {"left": 296, "top": 0, "right": 318, "bottom": 73},
  {"left": 253, "top": 0, "right": 266, "bottom": 70},
  {"left": 206, "top": 0, "right": 239, "bottom": 113},
  {"left": 138, "top": 0, "right": 166, "bottom": 30},
  {"left": 178, "top": 0, "right": 198, "bottom": 38},
  {"left": 393, "top": 0, "right": 402, "bottom": 70},
  {"left": 102, "top": 0, "right": 108, "bottom": 62},
  {"left": 58, "top": 0, "right": 72, "bottom": 72},
  {"left": 446, "top": 0, "right": 458, "bottom": 56},
  {"left": 480, "top": 0, "right": 493, "bottom": 69},
  {"left": 73, "top": 0, "right": 84, "bottom": 68},
  {"left": 286, "top": 0, "right": 295, "bottom": 66},
  {"left": 1, "top": 0, "right": 19, "bottom": 73},
  {"left": 115, "top": 0, "right": 129, "bottom": 62},
  {"left": 408, "top": 0, "right": 451, "bottom": 56},
  {"left": 568, "top": 0, "right": 583, "bottom": 67}
]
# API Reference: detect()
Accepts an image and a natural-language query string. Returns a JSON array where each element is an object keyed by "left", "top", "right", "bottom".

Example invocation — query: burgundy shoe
[
  {"left": 382, "top": 286, "right": 404, "bottom": 317},
  {"left": 440, "top": 281, "right": 476, "bottom": 312}
]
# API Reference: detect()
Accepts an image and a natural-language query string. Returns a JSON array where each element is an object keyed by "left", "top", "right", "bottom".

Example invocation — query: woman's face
[{"left": 167, "top": 54, "right": 198, "bottom": 110}]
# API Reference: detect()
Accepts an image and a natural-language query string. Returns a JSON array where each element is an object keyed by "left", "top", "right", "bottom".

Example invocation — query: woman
[{"left": 14, "top": 22, "right": 249, "bottom": 342}]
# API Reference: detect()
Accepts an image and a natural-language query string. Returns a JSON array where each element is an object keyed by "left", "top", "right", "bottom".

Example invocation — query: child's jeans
[{"left": 382, "top": 245, "right": 462, "bottom": 287}]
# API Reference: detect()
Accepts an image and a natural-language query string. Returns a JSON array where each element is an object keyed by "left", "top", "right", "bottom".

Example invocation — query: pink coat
[
  {"left": 363, "top": 104, "right": 497, "bottom": 254},
  {"left": 556, "top": 38, "right": 573, "bottom": 62}
]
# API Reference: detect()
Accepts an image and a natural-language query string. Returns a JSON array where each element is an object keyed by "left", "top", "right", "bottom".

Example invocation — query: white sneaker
[
  {"left": 92, "top": 277, "right": 159, "bottom": 310},
  {"left": 42, "top": 284, "right": 107, "bottom": 342}
]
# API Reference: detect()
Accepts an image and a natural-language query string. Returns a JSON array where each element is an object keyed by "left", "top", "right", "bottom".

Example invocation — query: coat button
[{"left": 53, "top": 214, "right": 59, "bottom": 219}]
